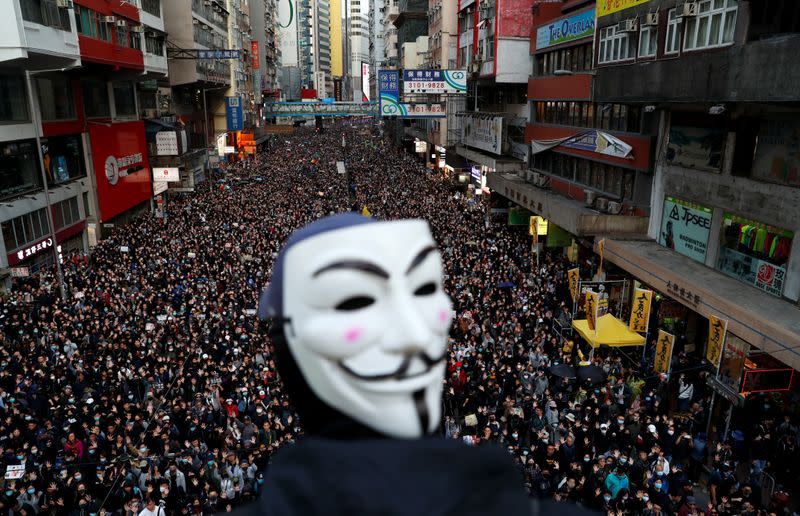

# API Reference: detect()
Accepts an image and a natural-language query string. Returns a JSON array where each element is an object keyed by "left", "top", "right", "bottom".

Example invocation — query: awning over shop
[
  {"left": 255, "top": 135, "right": 270, "bottom": 146},
  {"left": 601, "top": 239, "right": 800, "bottom": 371},
  {"left": 572, "top": 314, "right": 646, "bottom": 348}
]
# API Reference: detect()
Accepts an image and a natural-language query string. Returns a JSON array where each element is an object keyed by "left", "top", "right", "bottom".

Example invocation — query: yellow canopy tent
[{"left": 572, "top": 314, "right": 646, "bottom": 348}]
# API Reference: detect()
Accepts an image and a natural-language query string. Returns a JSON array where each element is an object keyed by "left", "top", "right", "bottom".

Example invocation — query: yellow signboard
[
  {"left": 568, "top": 268, "right": 580, "bottom": 303},
  {"left": 654, "top": 330, "right": 674, "bottom": 373},
  {"left": 706, "top": 315, "right": 728, "bottom": 368},
  {"left": 597, "top": 0, "right": 651, "bottom": 17},
  {"left": 529, "top": 216, "right": 548, "bottom": 236},
  {"left": 586, "top": 290, "right": 599, "bottom": 332},
  {"left": 629, "top": 288, "right": 653, "bottom": 333}
]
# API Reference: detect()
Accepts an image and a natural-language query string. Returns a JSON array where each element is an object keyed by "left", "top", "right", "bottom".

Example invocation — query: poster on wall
[
  {"left": 461, "top": 115, "right": 503, "bottom": 155},
  {"left": 751, "top": 118, "right": 800, "bottom": 187},
  {"left": 666, "top": 126, "right": 725, "bottom": 171},
  {"left": 659, "top": 196, "right": 712, "bottom": 263},
  {"left": 88, "top": 121, "right": 151, "bottom": 222}
]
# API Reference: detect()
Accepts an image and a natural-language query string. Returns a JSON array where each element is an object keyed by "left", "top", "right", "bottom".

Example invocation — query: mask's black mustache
[{"left": 338, "top": 350, "right": 447, "bottom": 381}]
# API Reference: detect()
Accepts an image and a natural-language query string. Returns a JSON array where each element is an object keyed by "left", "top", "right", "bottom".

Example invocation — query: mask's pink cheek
[
  {"left": 438, "top": 309, "right": 449, "bottom": 324},
  {"left": 344, "top": 327, "right": 364, "bottom": 343}
]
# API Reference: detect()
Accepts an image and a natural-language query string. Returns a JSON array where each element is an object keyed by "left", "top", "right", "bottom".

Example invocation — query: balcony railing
[{"left": 20, "top": 0, "right": 71, "bottom": 31}]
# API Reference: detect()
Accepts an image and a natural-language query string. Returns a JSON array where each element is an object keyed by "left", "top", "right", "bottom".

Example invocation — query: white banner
[
  {"left": 153, "top": 181, "right": 168, "bottom": 195},
  {"left": 531, "top": 130, "right": 633, "bottom": 159},
  {"left": 461, "top": 114, "right": 503, "bottom": 155},
  {"left": 156, "top": 131, "right": 179, "bottom": 156},
  {"left": 153, "top": 167, "right": 180, "bottom": 182}
]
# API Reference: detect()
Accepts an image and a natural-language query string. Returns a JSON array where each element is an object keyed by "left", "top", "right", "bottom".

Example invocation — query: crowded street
[{"left": 0, "top": 123, "right": 795, "bottom": 515}]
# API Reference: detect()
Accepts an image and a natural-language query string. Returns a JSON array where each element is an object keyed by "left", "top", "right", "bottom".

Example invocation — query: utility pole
[{"left": 26, "top": 71, "right": 67, "bottom": 302}]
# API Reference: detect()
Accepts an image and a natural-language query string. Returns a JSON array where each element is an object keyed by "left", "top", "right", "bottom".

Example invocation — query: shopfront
[
  {"left": 88, "top": 121, "right": 152, "bottom": 223},
  {"left": 41, "top": 134, "right": 86, "bottom": 185}
]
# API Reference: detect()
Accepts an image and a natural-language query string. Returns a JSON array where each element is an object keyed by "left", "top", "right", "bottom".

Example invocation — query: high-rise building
[
  {"left": 346, "top": 0, "right": 371, "bottom": 101},
  {"left": 368, "top": 0, "right": 385, "bottom": 99},
  {"left": 315, "top": 0, "right": 333, "bottom": 97},
  {"left": 330, "top": 0, "right": 344, "bottom": 79}
]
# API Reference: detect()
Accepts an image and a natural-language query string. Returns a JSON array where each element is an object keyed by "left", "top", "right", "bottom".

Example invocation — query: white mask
[{"left": 278, "top": 218, "right": 453, "bottom": 438}]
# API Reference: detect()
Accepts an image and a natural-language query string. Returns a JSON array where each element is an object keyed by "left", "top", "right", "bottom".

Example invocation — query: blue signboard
[
  {"left": 226, "top": 96, "right": 243, "bottom": 131},
  {"left": 535, "top": 9, "right": 595, "bottom": 50},
  {"left": 198, "top": 49, "right": 241, "bottom": 59},
  {"left": 379, "top": 70, "right": 446, "bottom": 118}
]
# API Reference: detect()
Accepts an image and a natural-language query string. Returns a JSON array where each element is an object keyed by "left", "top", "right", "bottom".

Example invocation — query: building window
[
  {"left": 684, "top": 0, "right": 738, "bottom": 50},
  {"left": 116, "top": 23, "right": 130, "bottom": 47},
  {"left": 639, "top": 25, "right": 657, "bottom": 57},
  {"left": 530, "top": 151, "right": 635, "bottom": 200},
  {"left": 75, "top": 6, "right": 111, "bottom": 41},
  {"left": 36, "top": 76, "right": 75, "bottom": 121},
  {"left": 532, "top": 101, "right": 641, "bottom": 133},
  {"left": 20, "top": 0, "right": 72, "bottom": 31},
  {"left": 665, "top": 8, "right": 683, "bottom": 54},
  {"left": 486, "top": 36, "right": 494, "bottom": 60},
  {"left": 0, "top": 140, "right": 41, "bottom": 200},
  {"left": 0, "top": 74, "right": 29, "bottom": 123},
  {"left": 598, "top": 25, "right": 633, "bottom": 64},
  {"left": 82, "top": 79, "right": 110, "bottom": 118},
  {"left": 52, "top": 197, "right": 81, "bottom": 230},
  {"left": 1, "top": 208, "right": 51, "bottom": 253},
  {"left": 141, "top": 0, "right": 161, "bottom": 17},
  {"left": 113, "top": 82, "right": 137, "bottom": 118},
  {"left": 536, "top": 43, "right": 593, "bottom": 75},
  {"left": 41, "top": 135, "right": 86, "bottom": 185}
]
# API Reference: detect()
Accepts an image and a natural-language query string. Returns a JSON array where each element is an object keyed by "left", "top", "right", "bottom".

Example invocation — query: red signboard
[
  {"left": 251, "top": 41, "right": 260, "bottom": 69},
  {"left": 89, "top": 121, "right": 152, "bottom": 221}
]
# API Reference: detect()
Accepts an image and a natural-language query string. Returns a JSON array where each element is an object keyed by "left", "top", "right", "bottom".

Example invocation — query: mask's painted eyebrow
[
  {"left": 312, "top": 260, "right": 390, "bottom": 279},
  {"left": 405, "top": 245, "right": 438, "bottom": 275}
]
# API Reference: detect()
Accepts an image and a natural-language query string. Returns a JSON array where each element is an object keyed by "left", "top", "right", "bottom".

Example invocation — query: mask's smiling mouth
[{"left": 337, "top": 350, "right": 447, "bottom": 382}]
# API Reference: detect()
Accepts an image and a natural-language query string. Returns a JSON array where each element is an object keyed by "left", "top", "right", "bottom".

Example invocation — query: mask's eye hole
[
  {"left": 335, "top": 296, "right": 375, "bottom": 311},
  {"left": 413, "top": 282, "right": 437, "bottom": 296}
]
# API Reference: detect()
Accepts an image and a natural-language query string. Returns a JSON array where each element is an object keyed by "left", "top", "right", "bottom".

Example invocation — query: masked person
[{"left": 247, "top": 213, "right": 529, "bottom": 515}]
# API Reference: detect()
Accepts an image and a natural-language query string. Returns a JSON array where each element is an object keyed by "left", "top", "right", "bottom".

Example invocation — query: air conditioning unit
[
  {"left": 681, "top": 2, "right": 698, "bottom": 17},
  {"left": 130, "top": 25, "right": 144, "bottom": 33},
  {"left": 643, "top": 12, "right": 659, "bottom": 25},
  {"left": 535, "top": 174, "right": 549, "bottom": 188},
  {"left": 607, "top": 201, "right": 622, "bottom": 214},
  {"left": 470, "top": 61, "right": 480, "bottom": 73},
  {"left": 56, "top": 0, "right": 72, "bottom": 8},
  {"left": 203, "top": 0, "right": 211, "bottom": 5},
  {"left": 596, "top": 197, "right": 609, "bottom": 212},
  {"left": 102, "top": 15, "right": 116, "bottom": 23},
  {"left": 192, "top": 18, "right": 199, "bottom": 24},
  {"left": 116, "top": 20, "right": 127, "bottom": 27},
  {"left": 143, "top": 109, "right": 157, "bottom": 119},
  {"left": 617, "top": 19, "right": 638, "bottom": 32},
  {"left": 584, "top": 190, "right": 597, "bottom": 207}
]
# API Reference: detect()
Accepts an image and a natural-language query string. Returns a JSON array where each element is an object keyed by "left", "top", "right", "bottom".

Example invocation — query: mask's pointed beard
[{"left": 413, "top": 388, "right": 429, "bottom": 435}]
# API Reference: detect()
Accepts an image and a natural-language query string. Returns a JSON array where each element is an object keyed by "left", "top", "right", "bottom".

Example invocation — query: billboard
[
  {"left": 659, "top": 196, "right": 712, "bottom": 263},
  {"left": 89, "top": 121, "right": 152, "bottom": 221},
  {"left": 153, "top": 167, "right": 180, "bottom": 182},
  {"left": 666, "top": 125, "right": 724, "bottom": 171},
  {"left": 278, "top": 0, "right": 298, "bottom": 67},
  {"left": 536, "top": 9, "right": 595, "bottom": 50},
  {"left": 402, "top": 70, "right": 467, "bottom": 94},
  {"left": 226, "top": 97, "right": 243, "bottom": 131},
  {"left": 379, "top": 70, "right": 446, "bottom": 118},
  {"left": 361, "top": 62, "right": 370, "bottom": 101},
  {"left": 751, "top": 118, "right": 800, "bottom": 187},
  {"left": 597, "top": 0, "right": 651, "bottom": 17},
  {"left": 462, "top": 114, "right": 504, "bottom": 155},
  {"left": 251, "top": 40, "right": 260, "bottom": 69}
]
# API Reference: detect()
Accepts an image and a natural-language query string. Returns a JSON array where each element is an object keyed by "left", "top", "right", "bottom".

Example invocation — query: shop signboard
[
  {"left": 361, "top": 62, "right": 371, "bottom": 101},
  {"left": 659, "top": 196, "right": 712, "bottom": 263},
  {"left": 666, "top": 126, "right": 725, "bottom": 172},
  {"left": 706, "top": 374, "right": 745, "bottom": 407},
  {"left": 153, "top": 181, "right": 168, "bottom": 196},
  {"left": 251, "top": 41, "right": 260, "bottom": 69},
  {"left": 741, "top": 368, "right": 794, "bottom": 394},
  {"left": 153, "top": 167, "right": 180, "bottom": 182},
  {"left": 706, "top": 315, "right": 728, "bottom": 369},
  {"left": 10, "top": 267, "right": 29, "bottom": 278},
  {"left": 536, "top": 9, "right": 595, "bottom": 50},
  {"left": 156, "top": 131, "right": 179, "bottom": 156},
  {"left": 629, "top": 288, "right": 653, "bottom": 333},
  {"left": 597, "top": 0, "right": 651, "bottom": 17},
  {"left": 752, "top": 118, "right": 800, "bottom": 186},
  {"left": 546, "top": 223, "right": 573, "bottom": 248},
  {"left": 7, "top": 237, "right": 53, "bottom": 266},
  {"left": 508, "top": 207, "right": 532, "bottom": 226},
  {"left": 226, "top": 97, "right": 243, "bottom": 131},
  {"left": 89, "top": 121, "right": 151, "bottom": 222},
  {"left": 654, "top": 330, "right": 674, "bottom": 374},
  {"left": 461, "top": 114, "right": 504, "bottom": 155},
  {"left": 402, "top": 70, "right": 467, "bottom": 94}
]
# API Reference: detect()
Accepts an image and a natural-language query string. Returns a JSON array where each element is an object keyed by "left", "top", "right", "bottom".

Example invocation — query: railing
[{"left": 20, "top": 0, "right": 71, "bottom": 31}]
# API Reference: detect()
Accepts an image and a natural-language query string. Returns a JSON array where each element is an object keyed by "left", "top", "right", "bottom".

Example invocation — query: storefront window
[
  {"left": 0, "top": 140, "right": 41, "bottom": 199},
  {"left": 717, "top": 213, "right": 793, "bottom": 297},
  {"left": 41, "top": 135, "right": 86, "bottom": 185},
  {"left": 0, "top": 74, "right": 29, "bottom": 123},
  {"left": 36, "top": 76, "right": 75, "bottom": 120},
  {"left": 2, "top": 208, "right": 51, "bottom": 252}
]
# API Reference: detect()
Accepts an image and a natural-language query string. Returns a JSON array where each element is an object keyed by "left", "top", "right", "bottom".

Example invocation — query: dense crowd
[{"left": 0, "top": 121, "right": 797, "bottom": 515}]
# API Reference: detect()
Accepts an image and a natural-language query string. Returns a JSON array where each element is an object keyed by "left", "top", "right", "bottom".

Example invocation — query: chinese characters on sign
[
  {"left": 13, "top": 238, "right": 54, "bottom": 264},
  {"left": 226, "top": 97, "right": 243, "bottom": 131},
  {"left": 628, "top": 288, "right": 653, "bottom": 333},
  {"left": 665, "top": 280, "right": 701, "bottom": 307},
  {"left": 197, "top": 50, "right": 241, "bottom": 60},
  {"left": 654, "top": 330, "right": 674, "bottom": 374},
  {"left": 568, "top": 268, "right": 580, "bottom": 303},
  {"left": 585, "top": 290, "right": 599, "bottom": 332},
  {"left": 402, "top": 70, "right": 467, "bottom": 94},
  {"left": 706, "top": 315, "right": 728, "bottom": 368},
  {"left": 251, "top": 41, "right": 260, "bottom": 69}
]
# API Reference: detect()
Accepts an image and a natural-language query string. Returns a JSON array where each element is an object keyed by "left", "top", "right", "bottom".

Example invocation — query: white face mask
[{"left": 281, "top": 219, "right": 453, "bottom": 438}]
